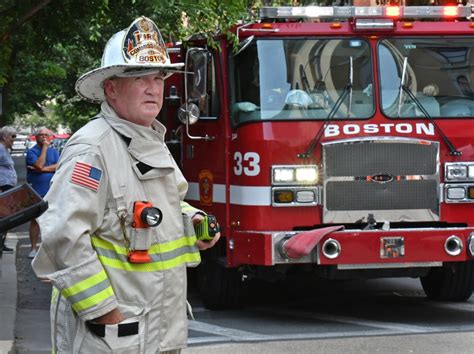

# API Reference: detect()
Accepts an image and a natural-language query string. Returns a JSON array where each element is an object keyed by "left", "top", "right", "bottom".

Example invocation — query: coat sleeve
[
  {"left": 32, "top": 146, "right": 118, "bottom": 321},
  {"left": 180, "top": 201, "right": 204, "bottom": 218}
]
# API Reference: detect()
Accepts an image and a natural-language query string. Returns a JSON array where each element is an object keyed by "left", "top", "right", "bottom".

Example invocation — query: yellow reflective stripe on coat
[
  {"left": 91, "top": 235, "right": 201, "bottom": 272},
  {"left": 51, "top": 286, "right": 59, "bottom": 304},
  {"left": 180, "top": 201, "right": 199, "bottom": 214},
  {"left": 61, "top": 269, "right": 114, "bottom": 312}
]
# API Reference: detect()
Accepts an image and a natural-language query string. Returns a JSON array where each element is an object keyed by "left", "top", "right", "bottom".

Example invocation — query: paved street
[{"left": 9, "top": 235, "right": 474, "bottom": 353}]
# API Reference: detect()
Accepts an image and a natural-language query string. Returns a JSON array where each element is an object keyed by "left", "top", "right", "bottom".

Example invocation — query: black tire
[
  {"left": 420, "top": 261, "right": 474, "bottom": 301},
  {"left": 197, "top": 258, "right": 246, "bottom": 310}
]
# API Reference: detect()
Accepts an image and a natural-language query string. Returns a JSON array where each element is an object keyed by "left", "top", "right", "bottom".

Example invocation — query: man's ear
[{"left": 103, "top": 79, "right": 116, "bottom": 99}]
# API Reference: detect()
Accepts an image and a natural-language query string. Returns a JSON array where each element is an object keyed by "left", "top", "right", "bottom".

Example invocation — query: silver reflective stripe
[
  {"left": 94, "top": 244, "right": 199, "bottom": 263},
  {"left": 149, "top": 245, "right": 199, "bottom": 262},
  {"left": 65, "top": 278, "right": 111, "bottom": 305},
  {"left": 94, "top": 247, "right": 128, "bottom": 262}
]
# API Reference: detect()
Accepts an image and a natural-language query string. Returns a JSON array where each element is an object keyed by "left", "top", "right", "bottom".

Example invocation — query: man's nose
[{"left": 146, "top": 78, "right": 163, "bottom": 95}]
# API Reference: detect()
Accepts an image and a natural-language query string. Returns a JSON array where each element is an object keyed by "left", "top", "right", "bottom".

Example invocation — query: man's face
[
  {"left": 36, "top": 130, "right": 51, "bottom": 146},
  {"left": 105, "top": 73, "right": 165, "bottom": 127}
]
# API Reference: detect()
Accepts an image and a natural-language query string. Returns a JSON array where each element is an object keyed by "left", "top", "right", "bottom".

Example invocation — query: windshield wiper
[
  {"left": 298, "top": 57, "right": 353, "bottom": 159},
  {"left": 397, "top": 57, "right": 461, "bottom": 156},
  {"left": 348, "top": 56, "right": 353, "bottom": 117},
  {"left": 396, "top": 57, "right": 408, "bottom": 118}
]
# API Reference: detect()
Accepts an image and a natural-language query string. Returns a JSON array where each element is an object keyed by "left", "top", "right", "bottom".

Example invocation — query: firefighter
[{"left": 32, "top": 16, "right": 220, "bottom": 353}]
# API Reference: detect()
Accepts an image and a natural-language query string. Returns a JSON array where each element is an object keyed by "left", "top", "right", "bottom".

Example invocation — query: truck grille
[{"left": 322, "top": 138, "right": 440, "bottom": 223}]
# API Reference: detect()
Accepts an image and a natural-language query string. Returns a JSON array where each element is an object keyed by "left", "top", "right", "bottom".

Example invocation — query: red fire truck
[{"left": 162, "top": 5, "right": 474, "bottom": 309}]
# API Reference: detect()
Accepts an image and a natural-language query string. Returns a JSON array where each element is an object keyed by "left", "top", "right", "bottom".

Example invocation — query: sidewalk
[
  {"left": 0, "top": 236, "right": 18, "bottom": 354},
  {"left": 0, "top": 231, "right": 50, "bottom": 354}
]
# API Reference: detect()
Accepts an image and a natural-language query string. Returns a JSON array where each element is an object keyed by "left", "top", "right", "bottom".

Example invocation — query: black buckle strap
[
  {"left": 87, "top": 321, "right": 139, "bottom": 338},
  {"left": 118, "top": 322, "right": 139, "bottom": 337}
]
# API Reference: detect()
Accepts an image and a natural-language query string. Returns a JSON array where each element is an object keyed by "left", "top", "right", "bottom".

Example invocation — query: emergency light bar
[{"left": 260, "top": 6, "right": 472, "bottom": 20}]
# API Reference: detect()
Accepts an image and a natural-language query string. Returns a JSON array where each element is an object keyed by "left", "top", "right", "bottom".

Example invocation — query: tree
[
  {"left": 0, "top": 0, "right": 253, "bottom": 131},
  {"left": 0, "top": 0, "right": 110, "bottom": 128}
]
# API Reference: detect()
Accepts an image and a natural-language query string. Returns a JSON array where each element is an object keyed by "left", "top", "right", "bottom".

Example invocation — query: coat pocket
[{"left": 73, "top": 302, "right": 150, "bottom": 354}]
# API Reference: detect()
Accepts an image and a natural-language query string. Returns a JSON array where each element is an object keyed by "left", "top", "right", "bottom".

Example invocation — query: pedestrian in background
[
  {"left": 0, "top": 126, "right": 18, "bottom": 254},
  {"left": 32, "top": 16, "right": 220, "bottom": 353},
  {"left": 26, "top": 127, "right": 59, "bottom": 258}
]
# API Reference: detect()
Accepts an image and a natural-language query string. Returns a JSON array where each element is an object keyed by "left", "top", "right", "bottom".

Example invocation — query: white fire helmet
[{"left": 75, "top": 16, "right": 183, "bottom": 102}]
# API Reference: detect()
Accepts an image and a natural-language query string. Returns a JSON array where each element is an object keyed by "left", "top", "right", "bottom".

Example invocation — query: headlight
[
  {"left": 272, "top": 186, "right": 319, "bottom": 207},
  {"left": 445, "top": 184, "right": 474, "bottom": 203},
  {"left": 445, "top": 162, "right": 474, "bottom": 182},
  {"left": 447, "top": 187, "right": 466, "bottom": 200},
  {"left": 273, "top": 190, "right": 294, "bottom": 203},
  {"left": 273, "top": 168, "right": 295, "bottom": 183},
  {"left": 272, "top": 165, "right": 318, "bottom": 185},
  {"left": 295, "top": 167, "right": 318, "bottom": 183},
  {"left": 469, "top": 166, "right": 474, "bottom": 179}
]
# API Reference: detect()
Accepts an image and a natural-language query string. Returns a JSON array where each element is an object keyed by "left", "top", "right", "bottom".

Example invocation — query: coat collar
[{"left": 100, "top": 102, "right": 174, "bottom": 177}]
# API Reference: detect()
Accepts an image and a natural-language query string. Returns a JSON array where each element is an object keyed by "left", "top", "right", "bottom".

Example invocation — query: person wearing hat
[{"left": 32, "top": 17, "right": 220, "bottom": 354}]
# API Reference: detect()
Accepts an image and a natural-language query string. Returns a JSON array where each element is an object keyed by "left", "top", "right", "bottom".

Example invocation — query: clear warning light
[
  {"left": 444, "top": 6, "right": 458, "bottom": 17},
  {"left": 386, "top": 6, "right": 400, "bottom": 17}
]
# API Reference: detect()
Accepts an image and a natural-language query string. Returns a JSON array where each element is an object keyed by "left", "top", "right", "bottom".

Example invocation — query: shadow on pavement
[{"left": 15, "top": 238, "right": 51, "bottom": 353}]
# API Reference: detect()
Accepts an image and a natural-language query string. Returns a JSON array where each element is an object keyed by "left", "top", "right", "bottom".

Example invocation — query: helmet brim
[{"left": 75, "top": 63, "right": 184, "bottom": 102}]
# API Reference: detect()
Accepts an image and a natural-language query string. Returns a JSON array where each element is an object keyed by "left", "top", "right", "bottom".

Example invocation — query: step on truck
[{"left": 162, "top": 5, "right": 474, "bottom": 309}]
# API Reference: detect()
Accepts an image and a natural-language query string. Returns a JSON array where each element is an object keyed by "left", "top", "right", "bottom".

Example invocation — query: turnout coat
[{"left": 32, "top": 102, "right": 201, "bottom": 353}]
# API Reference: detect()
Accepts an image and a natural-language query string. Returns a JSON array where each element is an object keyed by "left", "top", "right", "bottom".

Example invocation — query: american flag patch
[{"left": 70, "top": 162, "right": 102, "bottom": 191}]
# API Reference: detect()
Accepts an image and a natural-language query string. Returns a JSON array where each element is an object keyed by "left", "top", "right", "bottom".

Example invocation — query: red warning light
[{"left": 386, "top": 6, "right": 400, "bottom": 17}]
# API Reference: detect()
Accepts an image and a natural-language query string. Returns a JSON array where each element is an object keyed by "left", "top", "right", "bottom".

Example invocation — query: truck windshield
[
  {"left": 232, "top": 38, "right": 374, "bottom": 125},
  {"left": 379, "top": 38, "right": 474, "bottom": 119}
]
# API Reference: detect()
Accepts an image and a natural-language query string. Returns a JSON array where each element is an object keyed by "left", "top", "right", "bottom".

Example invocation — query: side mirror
[
  {"left": 178, "top": 102, "right": 213, "bottom": 141},
  {"left": 178, "top": 103, "right": 200, "bottom": 125},
  {"left": 182, "top": 48, "right": 215, "bottom": 141},
  {"left": 234, "top": 35, "right": 255, "bottom": 57}
]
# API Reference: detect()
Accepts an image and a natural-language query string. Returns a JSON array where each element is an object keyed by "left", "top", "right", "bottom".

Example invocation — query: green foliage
[
  {"left": 0, "top": 42, "right": 12, "bottom": 86},
  {"left": 0, "top": 0, "right": 297, "bottom": 131}
]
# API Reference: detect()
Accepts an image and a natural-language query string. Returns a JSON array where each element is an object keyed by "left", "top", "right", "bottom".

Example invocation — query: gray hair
[
  {"left": 33, "top": 126, "right": 52, "bottom": 136},
  {"left": 0, "top": 126, "right": 17, "bottom": 142}
]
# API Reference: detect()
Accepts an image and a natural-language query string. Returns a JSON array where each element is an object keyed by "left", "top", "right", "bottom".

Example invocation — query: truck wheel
[
  {"left": 197, "top": 259, "right": 245, "bottom": 310},
  {"left": 420, "top": 261, "right": 474, "bottom": 301}
]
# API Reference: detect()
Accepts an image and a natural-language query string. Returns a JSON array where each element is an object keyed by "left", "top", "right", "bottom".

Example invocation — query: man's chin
[
  {"left": 135, "top": 112, "right": 159, "bottom": 125},
  {"left": 143, "top": 108, "right": 160, "bottom": 118}
]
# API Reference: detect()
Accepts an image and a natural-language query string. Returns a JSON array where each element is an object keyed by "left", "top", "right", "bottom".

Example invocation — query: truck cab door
[{"left": 180, "top": 47, "right": 225, "bottom": 222}]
